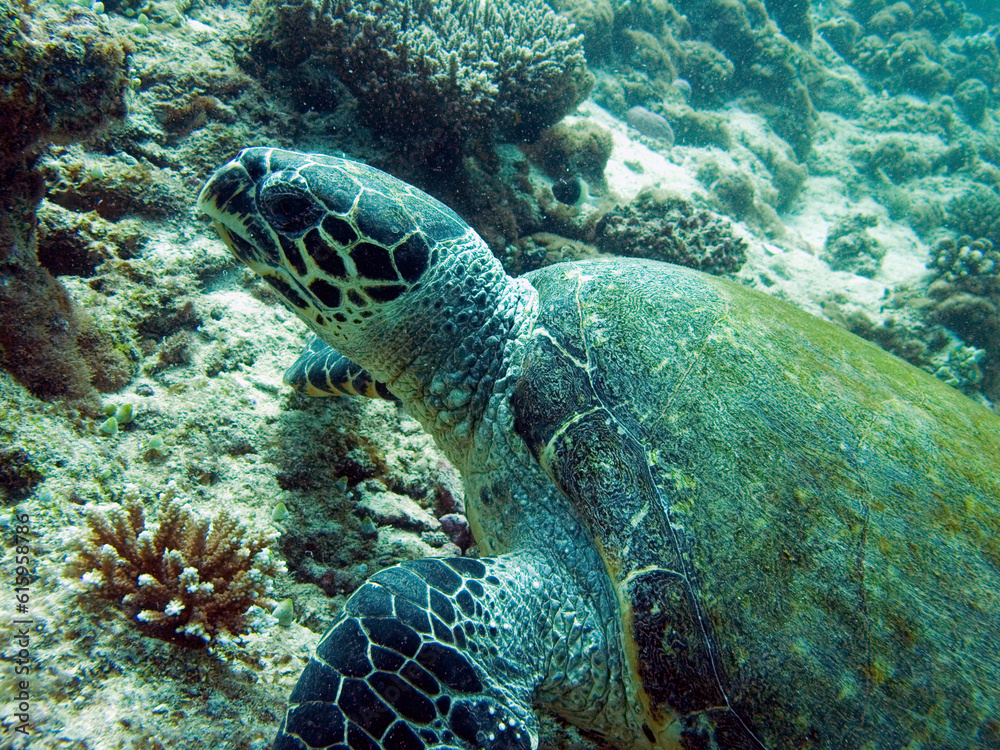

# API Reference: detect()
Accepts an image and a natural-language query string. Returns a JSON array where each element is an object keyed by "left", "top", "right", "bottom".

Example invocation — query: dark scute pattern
[
  {"left": 348, "top": 723, "right": 380, "bottom": 750},
  {"left": 465, "top": 580, "right": 484, "bottom": 598},
  {"left": 372, "top": 567, "right": 430, "bottom": 608},
  {"left": 246, "top": 220, "right": 282, "bottom": 265},
  {"left": 290, "top": 658, "right": 342, "bottom": 704},
  {"left": 279, "top": 235, "right": 308, "bottom": 277},
  {"left": 319, "top": 619, "right": 373, "bottom": 679},
  {"left": 364, "top": 618, "right": 421, "bottom": 657},
  {"left": 365, "top": 285, "right": 406, "bottom": 303},
  {"left": 339, "top": 678, "right": 394, "bottom": 739},
  {"left": 208, "top": 168, "right": 247, "bottom": 214},
  {"left": 444, "top": 558, "right": 486, "bottom": 579},
  {"left": 401, "top": 660, "right": 440, "bottom": 697},
  {"left": 431, "top": 616, "right": 454, "bottom": 644},
  {"left": 286, "top": 700, "right": 346, "bottom": 749},
  {"left": 393, "top": 234, "right": 430, "bottom": 283},
  {"left": 450, "top": 699, "right": 532, "bottom": 750},
  {"left": 224, "top": 188, "right": 258, "bottom": 232},
  {"left": 239, "top": 149, "right": 267, "bottom": 182},
  {"left": 323, "top": 215, "right": 359, "bottom": 247},
  {"left": 349, "top": 583, "right": 394, "bottom": 618},
  {"left": 310, "top": 279, "right": 342, "bottom": 309},
  {"left": 306, "top": 228, "right": 347, "bottom": 278},
  {"left": 355, "top": 190, "right": 414, "bottom": 246},
  {"left": 708, "top": 708, "right": 766, "bottom": 749},
  {"left": 369, "top": 672, "right": 437, "bottom": 724},
  {"left": 370, "top": 645, "right": 406, "bottom": 673},
  {"left": 228, "top": 228, "right": 259, "bottom": 265},
  {"left": 351, "top": 242, "right": 398, "bottom": 281},
  {"left": 416, "top": 642, "right": 483, "bottom": 694},
  {"left": 630, "top": 570, "right": 725, "bottom": 713},
  {"left": 408, "top": 559, "right": 463, "bottom": 595},
  {"left": 267, "top": 276, "right": 309, "bottom": 311},
  {"left": 455, "top": 590, "right": 475, "bottom": 617},
  {"left": 429, "top": 589, "right": 456, "bottom": 624},
  {"left": 394, "top": 598, "right": 432, "bottom": 634},
  {"left": 271, "top": 723, "right": 309, "bottom": 750},
  {"left": 382, "top": 722, "right": 425, "bottom": 750}
]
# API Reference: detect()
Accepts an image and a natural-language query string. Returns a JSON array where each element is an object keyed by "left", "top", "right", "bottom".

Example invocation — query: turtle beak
[
  {"left": 198, "top": 159, "right": 265, "bottom": 268},
  {"left": 198, "top": 159, "right": 255, "bottom": 225}
]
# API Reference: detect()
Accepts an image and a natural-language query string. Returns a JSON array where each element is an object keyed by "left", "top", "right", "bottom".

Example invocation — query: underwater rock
[
  {"left": 0, "top": 3, "right": 133, "bottom": 404},
  {"left": 955, "top": 78, "right": 990, "bottom": 125}
]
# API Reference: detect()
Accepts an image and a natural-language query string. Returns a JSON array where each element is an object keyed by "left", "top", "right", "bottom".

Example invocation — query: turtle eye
[{"left": 259, "top": 180, "right": 324, "bottom": 236}]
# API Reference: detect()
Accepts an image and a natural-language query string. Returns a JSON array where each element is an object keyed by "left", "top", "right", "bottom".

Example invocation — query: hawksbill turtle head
[{"left": 197, "top": 147, "right": 512, "bottom": 394}]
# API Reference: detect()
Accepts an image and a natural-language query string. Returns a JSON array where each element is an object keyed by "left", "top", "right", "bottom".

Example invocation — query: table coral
[{"left": 248, "top": 0, "right": 592, "bottom": 167}]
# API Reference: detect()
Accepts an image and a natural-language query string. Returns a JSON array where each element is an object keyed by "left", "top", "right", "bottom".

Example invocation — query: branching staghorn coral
[{"left": 66, "top": 486, "right": 286, "bottom": 647}]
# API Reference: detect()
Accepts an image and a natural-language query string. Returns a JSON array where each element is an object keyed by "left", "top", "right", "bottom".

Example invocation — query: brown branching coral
[{"left": 66, "top": 488, "right": 286, "bottom": 648}]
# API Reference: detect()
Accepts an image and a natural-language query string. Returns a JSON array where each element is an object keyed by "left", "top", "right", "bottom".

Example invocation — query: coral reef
[
  {"left": 0, "top": 2, "right": 132, "bottom": 403},
  {"left": 947, "top": 185, "right": 1000, "bottom": 247},
  {"left": 595, "top": 189, "right": 748, "bottom": 275},
  {"left": 823, "top": 213, "right": 886, "bottom": 278},
  {"left": 823, "top": 0, "right": 999, "bottom": 110},
  {"left": 525, "top": 120, "right": 614, "bottom": 183},
  {"left": 247, "top": 0, "right": 593, "bottom": 167},
  {"left": 929, "top": 235, "right": 1000, "bottom": 298},
  {"left": 925, "top": 235, "right": 1000, "bottom": 402},
  {"left": 503, "top": 232, "right": 601, "bottom": 276},
  {"left": 65, "top": 485, "right": 286, "bottom": 648}
]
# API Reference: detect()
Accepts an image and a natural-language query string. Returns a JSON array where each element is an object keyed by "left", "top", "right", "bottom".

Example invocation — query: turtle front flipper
[
  {"left": 285, "top": 336, "right": 399, "bottom": 402},
  {"left": 272, "top": 552, "right": 629, "bottom": 750}
]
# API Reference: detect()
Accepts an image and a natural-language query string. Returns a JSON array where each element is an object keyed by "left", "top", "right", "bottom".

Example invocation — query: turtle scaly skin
[{"left": 199, "top": 148, "right": 1000, "bottom": 750}]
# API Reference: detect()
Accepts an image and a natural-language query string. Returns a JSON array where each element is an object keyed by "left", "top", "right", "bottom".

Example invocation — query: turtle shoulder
[{"left": 513, "top": 257, "right": 1000, "bottom": 749}]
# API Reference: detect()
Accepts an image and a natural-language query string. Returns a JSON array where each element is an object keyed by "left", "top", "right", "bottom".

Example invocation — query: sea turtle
[{"left": 198, "top": 147, "right": 1000, "bottom": 750}]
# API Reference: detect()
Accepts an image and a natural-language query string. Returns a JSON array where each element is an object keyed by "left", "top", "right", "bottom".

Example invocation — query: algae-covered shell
[{"left": 513, "top": 258, "right": 1000, "bottom": 748}]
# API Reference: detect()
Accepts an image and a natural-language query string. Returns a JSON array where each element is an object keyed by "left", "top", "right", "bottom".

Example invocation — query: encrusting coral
[
  {"left": 65, "top": 485, "right": 286, "bottom": 648},
  {"left": 595, "top": 189, "right": 748, "bottom": 275},
  {"left": 248, "top": 0, "right": 592, "bottom": 166}
]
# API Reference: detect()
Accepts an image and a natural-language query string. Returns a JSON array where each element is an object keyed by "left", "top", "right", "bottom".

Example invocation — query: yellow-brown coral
[{"left": 66, "top": 489, "right": 286, "bottom": 647}]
